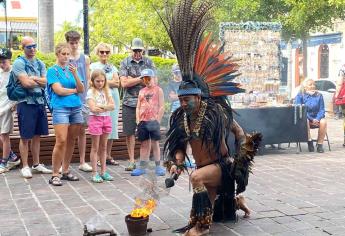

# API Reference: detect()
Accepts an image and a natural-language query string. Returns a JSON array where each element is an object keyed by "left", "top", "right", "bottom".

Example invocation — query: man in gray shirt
[
  {"left": 12, "top": 36, "right": 52, "bottom": 178},
  {"left": 119, "top": 38, "right": 155, "bottom": 171}
]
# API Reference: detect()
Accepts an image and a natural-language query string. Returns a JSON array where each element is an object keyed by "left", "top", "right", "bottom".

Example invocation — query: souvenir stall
[
  {"left": 220, "top": 22, "right": 308, "bottom": 147},
  {"left": 219, "top": 21, "right": 288, "bottom": 108}
]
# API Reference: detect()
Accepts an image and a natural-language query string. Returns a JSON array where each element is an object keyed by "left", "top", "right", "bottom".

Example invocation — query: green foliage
[
  {"left": 54, "top": 21, "right": 83, "bottom": 46},
  {"left": 10, "top": 50, "right": 175, "bottom": 86},
  {"left": 11, "top": 50, "right": 56, "bottom": 68},
  {"left": 90, "top": 53, "right": 175, "bottom": 94},
  {"left": 280, "top": 0, "right": 345, "bottom": 39},
  {"left": 89, "top": 0, "right": 172, "bottom": 51},
  {"left": 217, "top": 0, "right": 345, "bottom": 40},
  {"left": 89, "top": 53, "right": 175, "bottom": 71}
]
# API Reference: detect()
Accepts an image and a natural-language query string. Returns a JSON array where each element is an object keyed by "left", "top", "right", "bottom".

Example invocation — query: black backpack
[{"left": 7, "top": 56, "right": 44, "bottom": 101}]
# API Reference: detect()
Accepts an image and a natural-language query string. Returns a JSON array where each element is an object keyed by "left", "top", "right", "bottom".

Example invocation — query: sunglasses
[
  {"left": 133, "top": 49, "right": 143, "bottom": 53},
  {"left": 99, "top": 50, "right": 110, "bottom": 55},
  {"left": 24, "top": 44, "right": 37, "bottom": 50}
]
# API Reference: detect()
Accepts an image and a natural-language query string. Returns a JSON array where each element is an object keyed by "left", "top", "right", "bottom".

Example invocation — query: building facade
[
  {"left": 281, "top": 21, "right": 345, "bottom": 93},
  {"left": 0, "top": 0, "right": 38, "bottom": 49}
]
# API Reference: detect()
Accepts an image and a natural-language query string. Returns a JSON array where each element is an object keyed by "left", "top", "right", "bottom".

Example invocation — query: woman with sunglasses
[
  {"left": 90, "top": 43, "right": 120, "bottom": 166},
  {"left": 47, "top": 43, "right": 84, "bottom": 186}
]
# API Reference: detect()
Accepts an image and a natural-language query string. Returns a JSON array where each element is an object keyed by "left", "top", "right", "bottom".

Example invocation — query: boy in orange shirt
[{"left": 132, "top": 69, "right": 165, "bottom": 176}]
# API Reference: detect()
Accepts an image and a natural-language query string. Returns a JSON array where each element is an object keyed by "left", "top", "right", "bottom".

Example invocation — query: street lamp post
[{"left": 83, "top": 0, "right": 89, "bottom": 55}]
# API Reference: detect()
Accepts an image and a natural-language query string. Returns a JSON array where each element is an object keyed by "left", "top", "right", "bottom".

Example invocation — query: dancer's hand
[
  {"left": 169, "top": 165, "right": 177, "bottom": 175},
  {"left": 169, "top": 165, "right": 182, "bottom": 176}
]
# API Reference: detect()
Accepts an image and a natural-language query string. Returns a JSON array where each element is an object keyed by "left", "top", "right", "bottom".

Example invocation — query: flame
[{"left": 130, "top": 198, "right": 157, "bottom": 218}]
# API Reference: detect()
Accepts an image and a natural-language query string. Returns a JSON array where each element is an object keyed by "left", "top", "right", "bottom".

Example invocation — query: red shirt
[{"left": 138, "top": 85, "right": 161, "bottom": 121}]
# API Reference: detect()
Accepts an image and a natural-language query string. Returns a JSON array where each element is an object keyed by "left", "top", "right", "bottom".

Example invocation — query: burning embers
[
  {"left": 125, "top": 198, "right": 157, "bottom": 235},
  {"left": 130, "top": 198, "right": 157, "bottom": 218}
]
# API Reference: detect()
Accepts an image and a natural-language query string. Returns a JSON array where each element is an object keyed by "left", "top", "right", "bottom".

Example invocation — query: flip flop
[
  {"left": 61, "top": 172, "right": 79, "bottom": 181},
  {"left": 106, "top": 158, "right": 119, "bottom": 166},
  {"left": 49, "top": 176, "right": 63, "bottom": 186}
]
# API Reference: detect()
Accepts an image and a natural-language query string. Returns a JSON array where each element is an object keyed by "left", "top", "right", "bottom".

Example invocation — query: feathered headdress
[{"left": 156, "top": 0, "right": 245, "bottom": 98}]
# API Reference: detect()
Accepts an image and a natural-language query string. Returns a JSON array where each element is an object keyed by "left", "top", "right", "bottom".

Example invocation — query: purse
[{"left": 335, "top": 82, "right": 345, "bottom": 105}]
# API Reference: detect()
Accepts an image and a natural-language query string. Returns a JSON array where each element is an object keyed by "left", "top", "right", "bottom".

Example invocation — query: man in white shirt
[{"left": 0, "top": 48, "right": 20, "bottom": 173}]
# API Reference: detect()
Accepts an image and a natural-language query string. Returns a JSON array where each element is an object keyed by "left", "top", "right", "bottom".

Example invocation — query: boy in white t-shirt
[{"left": 0, "top": 48, "right": 20, "bottom": 173}]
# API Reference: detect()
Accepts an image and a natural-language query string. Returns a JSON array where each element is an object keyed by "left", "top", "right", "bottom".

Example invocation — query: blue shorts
[
  {"left": 137, "top": 120, "right": 161, "bottom": 141},
  {"left": 17, "top": 103, "right": 48, "bottom": 139},
  {"left": 52, "top": 106, "right": 83, "bottom": 125}
]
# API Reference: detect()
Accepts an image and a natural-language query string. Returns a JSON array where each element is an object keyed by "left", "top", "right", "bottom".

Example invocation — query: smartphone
[{"left": 69, "top": 59, "right": 76, "bottom": 67}]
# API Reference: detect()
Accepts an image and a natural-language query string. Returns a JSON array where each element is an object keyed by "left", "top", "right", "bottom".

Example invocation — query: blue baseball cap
[{"left": 140, "top": 69, "right": 155, "bottom": 79}]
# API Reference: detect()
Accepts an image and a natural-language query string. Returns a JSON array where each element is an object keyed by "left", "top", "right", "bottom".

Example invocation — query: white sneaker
[
  {"left": 6, "top": 159, "right": 21, "bottom": 170},
  {"left": 79, "top": 163, "right": 92, "bottom": 172},
  {"left": 32, "top": 164, "right": 52, "bottom": 174},
  {"left": 21, "top": 166, "right": 32, "bottom": 178},
  {"left": 0, "top": 163, "right": 8, "bottom": 174}
]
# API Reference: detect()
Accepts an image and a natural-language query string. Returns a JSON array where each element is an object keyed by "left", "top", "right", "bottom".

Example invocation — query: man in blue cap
[{"left": 132, "top": 69, "right": 165, "bottom": 176}]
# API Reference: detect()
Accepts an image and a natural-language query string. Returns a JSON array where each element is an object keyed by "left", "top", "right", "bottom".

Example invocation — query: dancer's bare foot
[
  {"left": 183, "top": 226, "right": 209, "bottom": 236},
  {"left": 236, "top": 195, "right": 251, "bottom": 218}
]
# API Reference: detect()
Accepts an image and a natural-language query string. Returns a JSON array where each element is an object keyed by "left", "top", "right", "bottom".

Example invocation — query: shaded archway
[{"left": 318, "top": 44, "right": 329, "bottom": 79}]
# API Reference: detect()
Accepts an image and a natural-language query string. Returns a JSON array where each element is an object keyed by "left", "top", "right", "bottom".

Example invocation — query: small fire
[{"left": 130, "top": 198, "right": 157, "bottom": 218}]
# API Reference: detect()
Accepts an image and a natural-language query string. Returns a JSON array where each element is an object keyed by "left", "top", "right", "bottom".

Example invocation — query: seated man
[{"left": 295, "top": 78, "right": 327, "bottom": 153}]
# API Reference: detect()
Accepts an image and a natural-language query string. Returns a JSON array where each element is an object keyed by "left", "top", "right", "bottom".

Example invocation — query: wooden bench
[{"left": 8, "top": 107, "right": 141, "bottom": 165}]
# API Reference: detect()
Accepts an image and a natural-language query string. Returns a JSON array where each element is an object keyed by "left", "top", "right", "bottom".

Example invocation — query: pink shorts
[{"left": 88, "top": 115, "right": 112, "bottom": 135}]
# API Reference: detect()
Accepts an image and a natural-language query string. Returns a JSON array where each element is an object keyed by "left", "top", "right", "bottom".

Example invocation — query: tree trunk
[
  {"left": 302, "top": 37, "right": 308, "bottom": 79},
  {"left": 38, "top": 0, "right": 54, "bottom": 53}
]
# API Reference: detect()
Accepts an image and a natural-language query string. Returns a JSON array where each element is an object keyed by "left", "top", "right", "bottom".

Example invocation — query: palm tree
[{"left": 38, "top": 0, "right": 54, "bottom": 53}]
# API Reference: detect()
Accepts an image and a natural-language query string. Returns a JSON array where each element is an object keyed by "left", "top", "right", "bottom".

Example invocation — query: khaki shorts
[
  {"left": 122, "top": 105, "right": 137, "bottom": 136},
  {"left": 0, "top": 111, "right": 14, "bottom": 134}
]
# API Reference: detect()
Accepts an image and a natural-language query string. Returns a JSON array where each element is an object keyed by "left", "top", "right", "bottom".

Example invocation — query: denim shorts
[
  {"left": 137, "top": 120, "right": 161, "bottom": 141},
  {"left": 52, "top": 106, "right": 83, "bottom": 125}
]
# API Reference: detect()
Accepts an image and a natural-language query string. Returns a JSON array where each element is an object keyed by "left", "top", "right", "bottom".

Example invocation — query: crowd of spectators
[{"left": 0, "top": 32, "right": 168, "bottom": 185}]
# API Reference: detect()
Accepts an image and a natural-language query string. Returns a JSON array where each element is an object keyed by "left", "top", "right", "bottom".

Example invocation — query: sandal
[
  {"left": 125, "top": 162, "right": 136, "bottom": 171},
  {"left": 61, "top": 172, "right": 79, "bottom": 181},
  {"left": 101, "top": 171, "right": 114, "bottom": 181},
  {"left": 106, "top": 158, "right": 119, "bottom": 166},
  {"left": 49, "top": 176, "right": 63, "bottom": 186},
  {"left": 91, "top": 173, "right": 104, "bottom": 183}
]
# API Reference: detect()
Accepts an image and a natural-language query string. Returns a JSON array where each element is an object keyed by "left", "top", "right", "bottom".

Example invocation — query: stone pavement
[{"left": 1, "top": 118, "right": 345, "bottom": 236}]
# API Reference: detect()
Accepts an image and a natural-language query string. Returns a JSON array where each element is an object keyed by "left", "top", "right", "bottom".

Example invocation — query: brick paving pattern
[{"left": 1, "top": 118, "right": 345, "bottom": 236}]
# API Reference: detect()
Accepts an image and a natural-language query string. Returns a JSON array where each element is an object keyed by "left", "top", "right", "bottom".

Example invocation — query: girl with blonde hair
[
  {"left": 47, "top": 42, "right": 84, "bottom": 186},
  {"left": 87, "top": 69, "right": 115, "bottom": 183}
]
